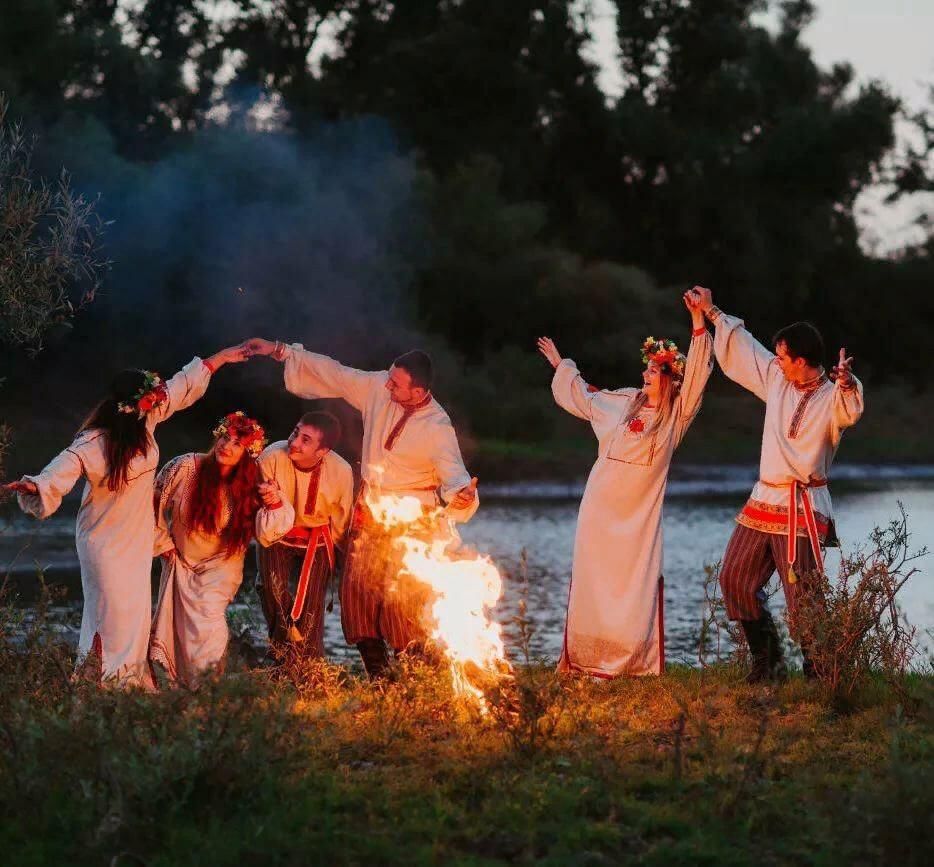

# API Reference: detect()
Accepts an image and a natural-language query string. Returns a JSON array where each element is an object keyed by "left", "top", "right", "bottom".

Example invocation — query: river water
[{"left": 2, "top": 465, "right": 933, "bottom": 666}]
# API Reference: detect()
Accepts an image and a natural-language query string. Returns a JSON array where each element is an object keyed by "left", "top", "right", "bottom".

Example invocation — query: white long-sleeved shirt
[
  {"left": 280, "top": 346, "right": 478, "bottom": 522},
  {"left": 711, "top": 309, "right": 864, "bottom": 536},
  {"left": 257, "top": 441, "right": 354, "bottom": 543}
]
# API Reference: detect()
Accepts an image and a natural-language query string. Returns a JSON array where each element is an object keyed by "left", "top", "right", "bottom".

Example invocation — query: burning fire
[{"left": 365, "top": 486, "right": 512, "bottom": 702}]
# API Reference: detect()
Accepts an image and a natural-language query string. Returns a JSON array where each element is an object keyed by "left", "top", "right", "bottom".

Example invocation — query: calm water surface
[{"left": 3, "top": 470, "right": 932, "bottom": 665}]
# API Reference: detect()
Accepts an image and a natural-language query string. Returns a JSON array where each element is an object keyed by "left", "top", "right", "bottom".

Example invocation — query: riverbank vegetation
[
  {"left": 1, "top": 628, "right": 931, "bottom": 865},
  {"left": 2, "top": 509, "right": 930, "bottom": 866}
]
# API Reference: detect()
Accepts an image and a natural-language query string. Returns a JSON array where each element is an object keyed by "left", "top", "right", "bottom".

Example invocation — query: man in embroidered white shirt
[
  {"left": 691, "top": 286, "right": 864, "bottom": 682},
  {"left": 256, "top": 411, "right": 354, "bottom": 659},
  {"left": 243, "top": 339, "right": 478, "bottom": 677}
]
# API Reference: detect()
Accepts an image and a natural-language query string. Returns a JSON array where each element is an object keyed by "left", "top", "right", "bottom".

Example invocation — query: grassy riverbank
[{"left": 2, "top": 629, "right": 932, "bottom": 866}]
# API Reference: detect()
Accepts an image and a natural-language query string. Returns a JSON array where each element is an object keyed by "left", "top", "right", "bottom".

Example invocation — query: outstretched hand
[
  {"left": 217, "top": 345, "right": 250, "bottom": 365},
  {"left": 1, "top": 480, "right": 38, "bottom": 495},
  {"left": 240, "top": 338, "right": 278, "bottom": 358},
  {"left": 449, "top": 477, "right": 478, "bottom": 510},
  {"left": 830, "top": 347, "right": 855, "bottom": 388},
  {"left": 536, "top": 337, "right": 562, "bottom": 369}
]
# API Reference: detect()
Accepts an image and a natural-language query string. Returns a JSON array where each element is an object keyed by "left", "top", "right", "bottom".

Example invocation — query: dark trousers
[
  {"left": 256, "top": 541, "right": 333, "bottom": 657},
  {"left": 719, "top": 523, "right": 819, "bottom": 624}
]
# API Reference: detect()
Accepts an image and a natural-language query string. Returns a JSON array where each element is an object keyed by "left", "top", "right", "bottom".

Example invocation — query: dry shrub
[{"left": 787, "top": 504, "right": 926, "bottom": 706}]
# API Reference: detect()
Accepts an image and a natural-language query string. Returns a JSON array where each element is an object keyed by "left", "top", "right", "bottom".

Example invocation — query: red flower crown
[
  {"left": 117, "top": 371, "right": 168, "bottom": 418},
  {"left": 212, "top": 411, "right": 267, "bottom": 458},
  {"left": 641, "top": 336, "right": 686, "bottom": 381}
]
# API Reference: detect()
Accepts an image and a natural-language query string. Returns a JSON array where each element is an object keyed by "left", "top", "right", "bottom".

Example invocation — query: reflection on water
[{"left": 3, "top": 478, "right": 933, "bottom": 666}]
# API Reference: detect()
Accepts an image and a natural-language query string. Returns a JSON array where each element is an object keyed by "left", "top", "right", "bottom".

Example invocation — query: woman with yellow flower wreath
[
  {"left": 537, "top": 291, "right": 713, "bottom": 677},
  {"left": 2, "top": 346, "right": 247, "bottom": 688},
  {"left": 149, "top": 412, "right": 295, "bottom": 686}
]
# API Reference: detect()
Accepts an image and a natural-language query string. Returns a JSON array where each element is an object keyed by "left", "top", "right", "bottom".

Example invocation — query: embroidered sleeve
[{"left": 153, "top": 454, "right": 195, "bottom": 555}]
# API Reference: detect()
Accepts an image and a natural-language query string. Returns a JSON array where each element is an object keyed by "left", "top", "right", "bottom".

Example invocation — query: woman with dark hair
[
  {"left": 149, "top": 412, "right": 294, "bottom": 686},
  {"left": 537, "top": 291, "right": 713, "bottom": 677},
  {"left": 3, "top": 347, "right": 246, "bottom": 687}
]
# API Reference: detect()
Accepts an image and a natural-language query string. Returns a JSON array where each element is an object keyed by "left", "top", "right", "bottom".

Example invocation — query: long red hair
[{"left": 188, "top": 445, "right": 261, "bottom": 557}]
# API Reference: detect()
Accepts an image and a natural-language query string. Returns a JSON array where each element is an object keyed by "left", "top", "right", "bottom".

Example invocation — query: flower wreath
[
  {"left": 212, "top": 411, "right": 268, "bottom": 458},
  {"left": 641, "top": 336, "right": 686, "bottom": 381},
  {"left": 117, "top": 371, "right": 168, "bottom": 418}
]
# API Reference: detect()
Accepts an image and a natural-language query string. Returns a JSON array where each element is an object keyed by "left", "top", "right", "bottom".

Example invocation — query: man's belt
[
  {"left": 280, "top": 525, "right": 335, "bottom": 621},
  {"left": 760, "top": 477, "right": 828, "bottom": 584}
]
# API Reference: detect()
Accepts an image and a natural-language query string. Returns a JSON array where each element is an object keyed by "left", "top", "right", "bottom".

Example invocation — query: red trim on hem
[
  {"left": 692, "top": 326, "right": 707, "bottom": 337},
  {"left": 203, "top": 359, "right": 217, "bottom": 374},
  {"left": 740, "top": 504, "right": 829, "bottom": 536}
]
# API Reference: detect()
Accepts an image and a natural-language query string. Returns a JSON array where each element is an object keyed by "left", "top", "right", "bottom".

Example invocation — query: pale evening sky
[{"left": 585, "top": 0, "right": 934, "bottom": 252}]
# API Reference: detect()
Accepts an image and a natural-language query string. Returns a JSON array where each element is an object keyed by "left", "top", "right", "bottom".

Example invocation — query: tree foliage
[{"left": 0, "top": 0, "right": 932, "bottom": 450}]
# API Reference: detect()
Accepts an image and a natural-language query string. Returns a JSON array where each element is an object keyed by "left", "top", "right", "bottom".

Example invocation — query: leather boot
[
  {"left": 356, "top": 639, "right": 391, "bottom": 680},
  {"left": 741, "top": 612, "right": 787, "bottom": 683}
]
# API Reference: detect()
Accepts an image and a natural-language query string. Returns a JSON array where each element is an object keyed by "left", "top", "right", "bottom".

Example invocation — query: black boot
[
  {"left": 741, "top": 612, "right": 787, "bottom": 683},
  {"left": 356, "top": 639, "right": 390, "bottom": 680}
]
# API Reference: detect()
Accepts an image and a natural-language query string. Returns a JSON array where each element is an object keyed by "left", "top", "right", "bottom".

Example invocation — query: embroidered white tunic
[
  {"left": 710, "top": 310, "right": 864, "bottom": 538},
  {"left": 16, "top": 359, "right": 213, "bottom": 687},
  {"left": 552, "top": 332, "right": 713, "bottom": 677},
  {"left": 149, "top": 453, "right": 294, "bottom": 685},
  {"left": 279, "top": 346, "right": 477, "bottom": 521},
  {"left": 256, "top": 442, "right": 354, "bottom": 541}
]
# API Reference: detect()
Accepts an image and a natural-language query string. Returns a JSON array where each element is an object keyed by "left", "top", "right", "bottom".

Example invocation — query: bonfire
[{"left": 365, "top": 479, "right": 513, "bottom": 703}]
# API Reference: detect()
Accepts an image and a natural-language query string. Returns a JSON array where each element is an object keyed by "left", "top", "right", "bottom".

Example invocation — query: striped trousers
[
  {"left": 340, "top": 499, "right": 433, "bottom": 652},
  {"left": 255, "top": 542, "right": 334, "bottom": 657},
  {"left": 719, "top": 523, "right": 819, "bottom": 623}
]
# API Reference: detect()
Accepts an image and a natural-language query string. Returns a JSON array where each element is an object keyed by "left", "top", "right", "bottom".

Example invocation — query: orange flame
[{"left": 365, "top": 485, "right": 511, "bottom": 703}]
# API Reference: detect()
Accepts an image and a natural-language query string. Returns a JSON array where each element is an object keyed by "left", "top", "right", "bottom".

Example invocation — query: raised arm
[
  {"left": 829, "top": 348, "right": 864, "bottom": 445},
  {"left": 692, "top": 286, "right": 775, "bottom": 401},
  {"left": 673, "top": 291, "right": 715, "bottom": 446},
  {"left": 242, "top": 338, "right": 382, "bottom": 412},
  {"left": 538, "top": 337, "right": 596, "bottom": 421},
  {"left": 149, "top": 345, "right": 246, "bottom": 429}
]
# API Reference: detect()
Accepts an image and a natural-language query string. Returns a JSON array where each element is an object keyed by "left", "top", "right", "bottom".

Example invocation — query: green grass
[{"left": 1, "top": 636, "right": 932, "bottom": 866}]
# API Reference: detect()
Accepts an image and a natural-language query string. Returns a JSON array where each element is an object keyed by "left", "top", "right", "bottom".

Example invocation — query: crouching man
[{"left": 256, "top": 411, "right": 354, "bottom": 658}]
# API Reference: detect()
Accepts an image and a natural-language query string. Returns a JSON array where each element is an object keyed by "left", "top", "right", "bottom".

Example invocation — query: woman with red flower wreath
[
  {"left": 537, "top": 292, "right": 713, "bottom": 677},
  {"left": 149, "top": 412, "right": 294, "bottom": 686},
  {"left": 2, "top": 346, "right": 247, "bottom": 688}
]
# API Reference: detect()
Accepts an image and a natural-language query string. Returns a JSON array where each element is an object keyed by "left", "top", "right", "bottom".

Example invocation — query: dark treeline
[{"left": 1, "top": 0, "right": 932, "bottom": 469}]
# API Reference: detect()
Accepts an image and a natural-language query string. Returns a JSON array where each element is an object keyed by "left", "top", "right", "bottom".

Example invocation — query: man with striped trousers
[{"left": 692, "top": 286, "right": 863, "bottom": 682}]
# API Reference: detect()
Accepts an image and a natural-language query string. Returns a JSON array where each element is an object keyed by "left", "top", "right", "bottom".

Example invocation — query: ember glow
[{"left": 365, "top": 485, "right": 511, "bottom": 701}]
